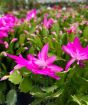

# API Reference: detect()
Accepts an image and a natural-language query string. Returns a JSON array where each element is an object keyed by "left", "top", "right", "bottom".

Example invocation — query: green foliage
[
  {"left": 19, "top": 76, "right": 32, "bottom": 93},
  {"left": 0, "top": 92, "right": 5, "bottom": 104},
  {"left": 6, "top": 89, "right": 17, "bottom": 105},
  {"left": 83, "top": 26, "right": 88, "bottom": 39},
  {"left": 9, "top": 70, "right": 22, "bottom": 84}
]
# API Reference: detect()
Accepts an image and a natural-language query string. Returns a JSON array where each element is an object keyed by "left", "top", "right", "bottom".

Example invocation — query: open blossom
[
  {"left": 0, "top": 31, "right": 8, "bottom": 39},
  {"left": 8, "top": 44, "right": 63, "bottom": 80},
  {"left": 3, "top": 14, "right": 18, "bottom": 28},
  {"left": 62, "top": 37, "right": 88, "bottom": 70},
  {"left": 65, "top": 25, "right": 77, "bottom": 34},
  {"left": 26, "top": 9, "right": 36, "bottom": 21},
  {"left": 0, "top": 17, "right": 9, "bottom": 41},
  {"left": 43, "top": 14, "right": 54, "bottom": 29},
  {"left": 19, "top": 9, "right": 36, "bottom": 23},
  {"left": 65, "top": 23, "right": 78, "bottom": 34},
  {"left": 0, "top": 14, "right": 17, "bottom": 44}
]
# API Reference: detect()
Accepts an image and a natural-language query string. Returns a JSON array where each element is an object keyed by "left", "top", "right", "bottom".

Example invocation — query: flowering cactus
[
  {"left": 62, "top": 37, "right": 88, "bottom": 70},
  {"left": 7, "top": 44, "right": 63, "bottom": 80},
  {"left": 0, "top": 14, "right": 17, "bottom": 44},
  {"left": 26, "top": 9, "right": 37, "bottom": 21},
  {"left": 43, "top": 14, "right": 54, "bottom": 29}
]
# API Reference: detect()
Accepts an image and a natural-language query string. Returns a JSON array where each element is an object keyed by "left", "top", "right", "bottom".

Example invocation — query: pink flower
[
  {"left": 4, "top": 41, "right": 9, "bottom": 49},
  {"left": 0, "top": 31, "right": 8, "bottom": 38},
  {"left": 65, "top": 23, "right": 80, "bottom": 34},
  {"left": 1, "top": 75, "right": 9, "bottom": 81},
  {"left": 17, "top": 18, "right": 25, "bottom": 24},
  {"left": 4, "top": 14, "right": 17, "bottom": 27},
  {"left": 0, "top": 17, "right": 9, "bottom": 40},
  {"left": 11, "top": 38, "right": 18, "bottom": 43},
  {"left": 8, "top": 44, "right": 63, "bottom": 80},
  {"left": 65, "top": 25, "right": 77, "bottom": 34},
  {"left": 56, "top": 13, "right": 61, "bottom": 18},
  {"left": 0, "top": 14, "right": 17, "bottom": 44},
  {"left": 43, "top": 14, "right": 54, "bottom": 29},
  {"left": 62, "top": 37, "right": 88, "bottom": 70},
  {"left": 63, "top": 16, "right": 68, "bottom": 21},
  {"left": 26, "top": 9, "right": 36, "bottom": 21},
  {"left": 0, "top": 30, "right": 8, "bottom": 44},
  {"left": 0, "top": 40, "right": 4, "bottom": 44},
  {"left": 85, "top": 6, "right": 88, "bottom": 9}
]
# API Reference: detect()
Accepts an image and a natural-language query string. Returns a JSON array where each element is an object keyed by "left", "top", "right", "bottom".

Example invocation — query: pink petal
[
  {"left": 38, "top": 44, "right": 49, "bottom": 60},
  {"left": 47, "top": 18, "right": 54, "bottom": 28},
  {"left": 11, "top": 38, "right": 18, "bottom": 43},
  {"left": 10, "top": 64, "right": 24, "bottom": 74},
  {"left": 0, "top": 40, "right": 4, "bottom": 44},
  {"left": 7, "top": 54, "right": 29, "bottom": 66},
  {"left": 43, "top": 15, "right": 48, "bottom": 28},
  {"left": 62, "top": 45, "right": 71, "bottom": 55},
  {"left": 0, "top": 31, "right": 8, "bottom": 38},
  {"left": 27, "top": 54, "right": 37, "bottom": 60},
  {"left": 65, "top": 58, "right": 75, "bottom": 71},
  {"left": 10, "top": 69, "right": 14, "bottom": 74},
  {"left": 1, "top": 75, "right": 9, "bottom": 81},
  {"left": 10, "top": 69, "right": 20, "bottom": 75},
  {"left": 31, "top": 68, "right": 60, "bottom": 80},
  {"left": 48, "top": 65, "right": 63, "bottom": 72},
  {"left": 34, "top": 60, "right": 46, "bottom": 67},
  {"left": 4, "top": 41, "right": 9, "bottom": 48},
  {"left": 7, "top": 54, "right": 20, "bottom": 60},
  {"left": 14, "top": 64, "right": 24, "bottom": 70},
  {"left": 73, "top": 37, "right": 82, "bottom": 49},
  {"left": 46, "top": 56, "right": 56, "bottom": 64},
  {"left": 26, "top": 9, "right": 36, "bottom": 21},
  {"left": 48, "top": 74, "right": 60, "bottom": 80}
]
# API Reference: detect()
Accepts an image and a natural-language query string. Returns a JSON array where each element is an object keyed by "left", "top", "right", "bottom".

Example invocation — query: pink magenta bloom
[
  {"left": 56, "top": 13, "right": 61, "bottom": 18},
  {"left": 4, "top": 41, "right": 9, "bottom": 49},
  {"left": 62, "top": 37, "right": 88, "bottom": 70},
  {"left": 11, "top": 38, "right": 18, "bottom": 43},
  {"left": 43, "top": 14, "right": 54, "bottom": 29},
  {"left": 26, "top": 9, "right": 36, "bottom": 21},
  {"left": 65, "top": 25, "right": 77, "bottom": 34},
  {"left": 3, "top": 14, "right": 18, "bottom": 28},
  {"left": 8, "top": 44, "right": 63, "bottom": 80},
  {"left": 0, "top": 14, "right": 17, "bottom": 44}
]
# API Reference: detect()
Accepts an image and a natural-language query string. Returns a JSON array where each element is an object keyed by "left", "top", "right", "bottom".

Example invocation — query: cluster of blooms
[
  {"left": 19, "top": 9, "right": 37, "bottom": 23},
  {"left": 0, "top": 9, "right": 37, "bottom": 47},
  {"left": 21, "top": 9, "right": 54, "bottom": 29},
  {"left": 43, "top": 14, "right": 55, "bottom": 29},
  {"left": 6, "top": 37, "right": 88, "bottom": 80},
  {"left": 1, "top": 9, "right": 88, "bottom": 80},
  {"left": 0, "top": 9, "right": 55, "bottom": 46},
  {"left": 65, "top": 25, "right": 77, "bottom": 34},
  {"left": 0, "top": 14, "right": 17, "bottom": 44}
]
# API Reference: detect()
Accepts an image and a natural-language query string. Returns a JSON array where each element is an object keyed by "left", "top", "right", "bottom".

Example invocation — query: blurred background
[{"left": 0, "top": 0, "right": 88, "bottom": 13}]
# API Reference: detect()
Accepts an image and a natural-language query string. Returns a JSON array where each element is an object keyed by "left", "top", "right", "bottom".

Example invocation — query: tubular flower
[
  {"left": 3, "top": 14, "right": 18, "bottom": 28},
  {"left": 8, "top": 44, "right": 63, "bottom": 80},
  {"left": 43, "top": 14, "right": 54, "bottom": 29},
  {"left": 26, "top": 9, "right": 36, "bottom": 21},
  {"left": 0, "top": 14, "right": 17, "bottom": 44},
  {"left": 62, "top": 37, "right": 88, "bottom": 70},
  {"left": 65, "top": 25, "right": 77, "bottom": 34}
]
